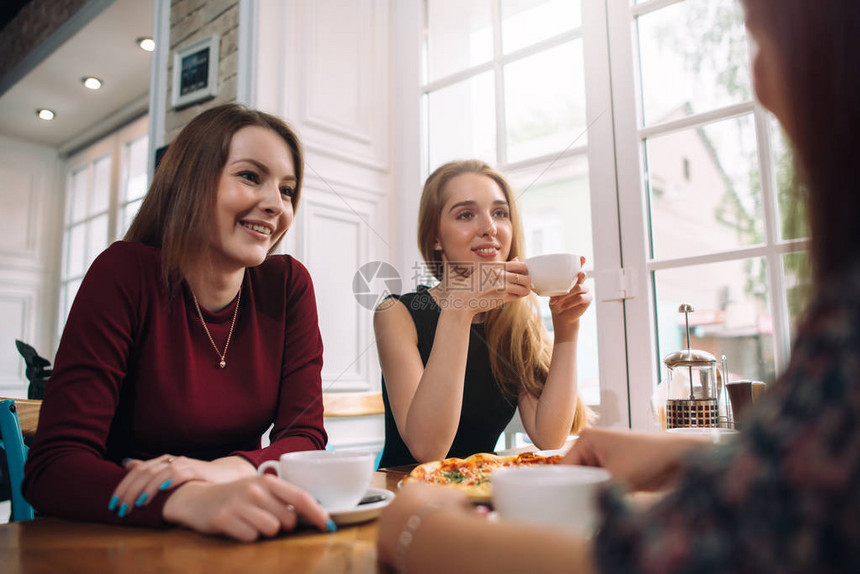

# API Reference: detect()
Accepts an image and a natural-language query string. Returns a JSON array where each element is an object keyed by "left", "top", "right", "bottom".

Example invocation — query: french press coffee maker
[{"left": 663, "top": 304, "right": 724, "bottom": 428}]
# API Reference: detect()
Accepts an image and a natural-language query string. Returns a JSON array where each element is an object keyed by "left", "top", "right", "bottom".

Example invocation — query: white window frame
[
  {"left": 58, "top": 116, "right": 149, "bottom": 346},
  {"left": 605, "top": 0, "right": 806, "bottom": 428}
]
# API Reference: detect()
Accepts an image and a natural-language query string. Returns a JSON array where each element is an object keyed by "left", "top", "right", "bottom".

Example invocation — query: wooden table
[
  {"left": 0, "top": 469, "right": 408, "bottom": 574},
  {"left": 0, "top": 398, "right": 40, "bottom": 437}
]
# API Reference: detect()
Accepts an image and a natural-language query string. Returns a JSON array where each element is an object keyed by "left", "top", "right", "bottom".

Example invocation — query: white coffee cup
[
  {"left": 257, "top": 450, "right": 375, "bottom": 511},
  {"left": 492, "top": 465, "right": 610, "bottom": 536},
  {"left": 524, "top": 253, "right": 582, "bottom": 296}
]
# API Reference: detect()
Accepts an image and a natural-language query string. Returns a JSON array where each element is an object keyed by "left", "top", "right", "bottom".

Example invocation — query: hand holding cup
[{"left": 523, "top": 254, "right": 592, "bottom": 332}]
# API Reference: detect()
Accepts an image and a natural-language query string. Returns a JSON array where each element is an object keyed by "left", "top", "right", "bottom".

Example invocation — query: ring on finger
[
  {"left": 286, "top": 504, "right": 296, "bottom": 513},
  {"left": 166, "top": 456, "right": 175, "bottom": 464}
]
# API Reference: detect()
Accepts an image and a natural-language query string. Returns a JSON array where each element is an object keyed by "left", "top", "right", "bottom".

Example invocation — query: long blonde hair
[{"left": 417, "top": 160, "right": 591, "bottom": 433}]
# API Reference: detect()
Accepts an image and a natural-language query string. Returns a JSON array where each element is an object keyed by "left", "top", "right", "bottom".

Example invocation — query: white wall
[
  {"left": 251, "top": 0, "right": 396, "bottom": 450},
  {"left": 0, "top": 135, "right": 62, "bottom": 397}
]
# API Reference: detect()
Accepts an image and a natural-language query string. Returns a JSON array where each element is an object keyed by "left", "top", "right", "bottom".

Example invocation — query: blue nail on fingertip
[
  {"left": 159, "top": 479, "right": 172, "bottom": 491},
  {"left": 326, "top": 519, "right": 337, "bottom": 532},
  {"left": 118, "top": 503, "right": 128, "bottom": 518},
  {"left": 135, "top": 492, "right": 148, "bottom": 507},
  {"left": 108, "top": 495, "right": 119, "bottom": 511}
]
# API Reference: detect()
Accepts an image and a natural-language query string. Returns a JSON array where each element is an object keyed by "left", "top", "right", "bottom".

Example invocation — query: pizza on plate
[{"left": 401, "top": 451, "right": 564, "bottom": 502}]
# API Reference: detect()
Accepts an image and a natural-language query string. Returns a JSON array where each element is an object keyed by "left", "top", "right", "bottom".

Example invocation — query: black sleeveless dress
[{"left": 378, "top": 286, "right": 518, "bottom": 468}]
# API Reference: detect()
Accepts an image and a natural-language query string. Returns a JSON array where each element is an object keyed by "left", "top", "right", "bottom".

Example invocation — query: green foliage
[
  {"left": 659, "top": 0, "right": 811, "bottom": 323},
  {"left": 659, "top": 0, "right": 751, "bottom": 104}
]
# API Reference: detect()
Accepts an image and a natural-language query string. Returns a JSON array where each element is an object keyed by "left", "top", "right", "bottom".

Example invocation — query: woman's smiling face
[
  {"left": 435, "top": 172, "right": 513, "bottom": 268},
  {"left": 209, "top": 126, "right": 296, "bottom": 271}
]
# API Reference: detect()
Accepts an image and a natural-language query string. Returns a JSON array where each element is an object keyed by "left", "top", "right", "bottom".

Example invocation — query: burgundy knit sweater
[{"left": 23, "top": 241, "right": 326, "bottom": 527}]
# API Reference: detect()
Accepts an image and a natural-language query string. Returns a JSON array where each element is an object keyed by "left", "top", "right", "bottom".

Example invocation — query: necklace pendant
[{"left": 191, "top": 288, "right": 241, "bottom": 372}]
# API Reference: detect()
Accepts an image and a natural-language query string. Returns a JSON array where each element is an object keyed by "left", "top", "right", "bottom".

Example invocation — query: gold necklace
[{"left": 191, "top": 287, "right": 241, "bottom": 368}]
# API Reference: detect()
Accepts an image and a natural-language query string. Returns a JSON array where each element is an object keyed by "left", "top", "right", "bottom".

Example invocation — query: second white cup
[
  {"left": 492, "top": 465, "right": 610, "bottom": 536},
  {"left": 257, "top": 450, "right": 375, "bottom": 511}
]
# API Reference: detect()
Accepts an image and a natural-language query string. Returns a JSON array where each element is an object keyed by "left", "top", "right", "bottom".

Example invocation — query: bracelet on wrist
[{"left": 395, "top": 501, "right": 448, "bottom": 574}]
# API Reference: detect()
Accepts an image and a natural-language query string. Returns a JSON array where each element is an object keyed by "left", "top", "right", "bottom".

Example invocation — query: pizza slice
[{"left": 402, "top": 451, "right": 564, "bottom": 502}]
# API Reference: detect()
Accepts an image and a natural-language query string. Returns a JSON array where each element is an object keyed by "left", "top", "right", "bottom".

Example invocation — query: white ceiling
[{"left": 0, "top": 0, "right": 153, "bottom": 151}]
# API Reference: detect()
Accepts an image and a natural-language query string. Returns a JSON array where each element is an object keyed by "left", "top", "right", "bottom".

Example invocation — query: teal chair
[{"left": 0, "top": 399, "right": 35, "bottom": 521}]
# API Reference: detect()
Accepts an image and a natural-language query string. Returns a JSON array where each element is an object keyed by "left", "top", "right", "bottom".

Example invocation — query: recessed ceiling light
[
  {"left": 137, "top": 37, "right": 155, "bottom": 52},
  {"left": 37, "top": 109, "right": 55, "bottom": 121},
  {"left": 82, "top": 77, "right": 102, "bottom": 90}
]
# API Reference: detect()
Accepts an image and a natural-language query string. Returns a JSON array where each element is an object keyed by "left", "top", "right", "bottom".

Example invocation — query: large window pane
[
  {"left": 61, "top": 279, "right": 82, "bottom": 329},
  {"left": 533, "top": 275, "right": 600, "bottom": 404},
  {"left": 504, "top": 41, "right": 587, "bottom": 163},
  {"left": 510, "top": 157, "right": 598, "bottom": 402},
  {"left": 87, "top": 215, "right": 109, "bottom": 268},
  {"left": 121, "top": 199, "right": 143, "bottom": 236},
  {"left": 637, "top": 0, "right": 751, "bottom": 125},
  {"left": 572, "top": 276, "right": 599, "bottom": 404},
  {"left": 426, "top": 73, "right": 496, "bottom": 172},
  {"left": 69, "top": 167, "right": 89, "bottom": 224},
  {"left": 501, "top": 0, "right": 581, "bottom": 54},
  {"left": 769, "top": 116, "right": 806, "bottom": 241},
  {"left": 59, "top": 115, "right": 149, "bottom": 339},
  {"left": 124, "top": 136, "right": 149, "bottom": 203},
  {"left": 426, "top": 0, "right": 492, "bottom": 82},
  {"left": 647, "top": 114, "right": 761, "bottom": 259},
  {"left": 510, "top": 156, "right": 592, "bottom": 263},
  {"left": 66, "top": 223, "right": 86, "bottom": 278},
  {"left": 91, "top": 155, "right": 111, "bottom": 213},
  {"left": 654, "top": 259, "right": 776, "bottom": 385},
  {"left": 783, "top": 251, "right": 812, "bottom": 343}
]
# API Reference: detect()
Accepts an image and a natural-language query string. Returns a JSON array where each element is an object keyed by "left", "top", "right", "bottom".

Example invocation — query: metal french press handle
[{"left": 679, "top": 304, "right": 695, "bottom": 399}]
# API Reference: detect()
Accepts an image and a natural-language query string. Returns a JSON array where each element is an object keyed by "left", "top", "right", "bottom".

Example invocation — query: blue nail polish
[
  {"left": 135, "top": 492, "right": 148, "bottom": 507},
  {"left": 326, "top": 519, "right": 337, "bottom": 532},
  {"left": 159, "top": 479, "right": 172, "bottom": 491},
  {"left": 121, "top": 457, "right": 131, "bottom": 465},
  {"left": 118, "top": 503, "right": 128, "bottom": 518},
  {"left": 108, "top": 495, "right": 119, "bottom": 511}
]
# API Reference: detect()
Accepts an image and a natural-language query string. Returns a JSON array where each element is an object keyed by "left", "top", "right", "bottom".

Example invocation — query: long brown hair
[
  {"left": 741, "top": 0, "right": 860, "bottom": 286},
  {"left": 125, "top": 104, "right": 304, "bottom": 282},
  {"left": 418, "top": 160, "right": 591, "bottom": 433}
]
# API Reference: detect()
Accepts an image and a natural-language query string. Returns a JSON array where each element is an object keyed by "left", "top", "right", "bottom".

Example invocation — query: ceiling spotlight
[
  {"left": 82, "top": 77, "right": 102, "bottom": 90},
  {"left": 37, "top": 109, "right": 55, "bottom": 121},
  {"left": 137, "top": 37, "right": 155, "bottom": 52}
]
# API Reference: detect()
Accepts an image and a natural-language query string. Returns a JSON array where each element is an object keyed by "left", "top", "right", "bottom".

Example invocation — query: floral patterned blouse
[{"left": 596, "top": 270, "right": 860, "bottom": 573}]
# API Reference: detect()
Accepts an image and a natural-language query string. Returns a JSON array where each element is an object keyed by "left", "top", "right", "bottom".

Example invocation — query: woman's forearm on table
[
  {"left": 402, "top": 308, "right": 473, "bottom": 461},
  {"left": 525, "top": 327, "right": 580, "bottom": 449}
]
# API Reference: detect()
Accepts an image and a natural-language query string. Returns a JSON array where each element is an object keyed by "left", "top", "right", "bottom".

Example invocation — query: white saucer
[{"left": 327, "top": 487, "right": 395, "bottom": 526}]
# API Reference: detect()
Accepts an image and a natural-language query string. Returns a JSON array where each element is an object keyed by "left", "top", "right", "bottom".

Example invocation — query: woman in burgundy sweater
[{"left": 23, "top": 104, "right": 333, "bottom": 541}]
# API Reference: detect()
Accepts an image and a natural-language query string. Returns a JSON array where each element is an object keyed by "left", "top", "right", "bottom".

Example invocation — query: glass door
[{"left": 608, "top": 0, "right": 809, "bottom": 428}]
